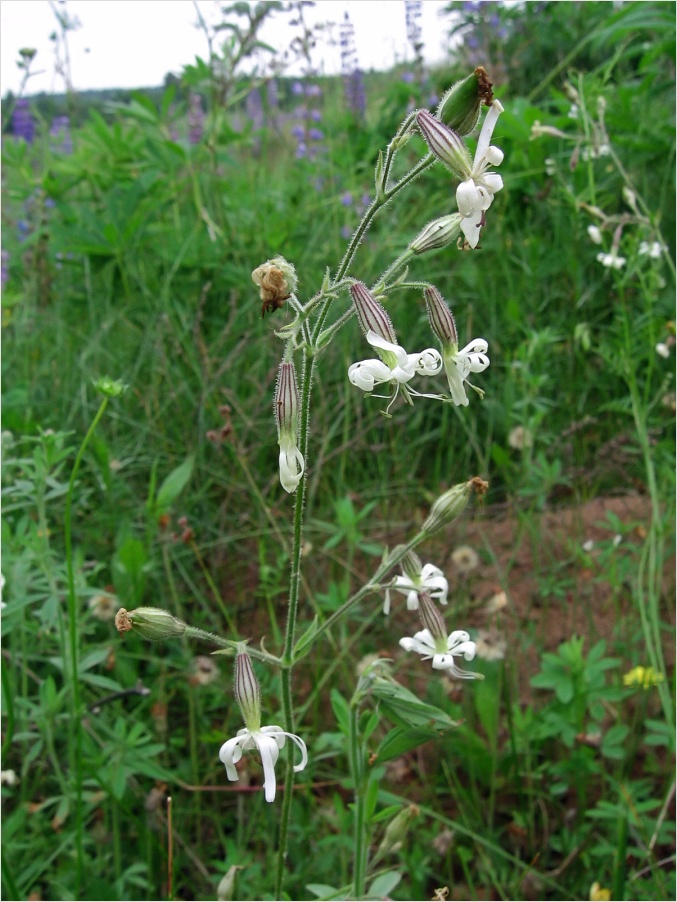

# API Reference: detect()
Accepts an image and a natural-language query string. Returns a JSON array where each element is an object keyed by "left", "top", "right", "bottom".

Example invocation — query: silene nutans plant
[{"left": 112, "top": 66, "right": 505, "bottom": 901}]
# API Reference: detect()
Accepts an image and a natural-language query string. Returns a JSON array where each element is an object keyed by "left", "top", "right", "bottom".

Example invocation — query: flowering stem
[
  {"left": 275, "top": 347, "right": 313, "bottom": 900},
  {"left": 349, "top": 702, "right": 368, "bottom": 900},
  {"left": 309, "top": 535, "right": 423, "bottom": 648},
  {"left": 64, "top": 394, "right": 110, "bottom": 894}
]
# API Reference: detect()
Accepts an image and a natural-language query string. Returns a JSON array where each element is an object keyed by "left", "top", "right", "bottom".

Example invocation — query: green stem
[
  {"left": 274, "top": 347, "right": 313, "bottom": 900},
  {"left": 350, "top": 704, "right": 368, "bottom": 900},
  {"left": 311, "top": 534, "right": 423, "bottom": 647},
  {"left": 64, "top": 394, "right": 110, "bottom": 893}
]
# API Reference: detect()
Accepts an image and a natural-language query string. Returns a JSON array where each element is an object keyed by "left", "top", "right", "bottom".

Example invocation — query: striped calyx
[
  {"left": 234, "top": 646, "right": 262, "bottom": 733},
  {"left": 424, "top": 286, "right": 458, "bottom": 348},
  {"left": 351, "top": 282, "right": 397, "bottom": 344},
  {"left": 416, "top": 110, "right": 471, "bottom": 180},
  {"left": 417, "top": 591, "right": 447, "bottom": 643},
  {"left": 274, "top": 360, "right": 300, "bottom": 436}
]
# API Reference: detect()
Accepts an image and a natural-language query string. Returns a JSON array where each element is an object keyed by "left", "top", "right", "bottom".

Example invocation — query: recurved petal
[
  {"left": 256, "top": 733, "right": 282, "bottom": 803},
  {"left": 348, "top": 359, "right": 393, "bottom": 391},
  {"left": 219, "top": 734, "right": 247, "bottom": 782}
]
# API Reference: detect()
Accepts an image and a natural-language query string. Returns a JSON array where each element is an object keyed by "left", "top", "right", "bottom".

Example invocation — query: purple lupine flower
[
  {"left": 50, "top": 115, "right": 72, "bottom": 153},
  {"left": 308, "top": 127, "right": 324, "bottom": 141},
  {"left": 1, "top": 250, "right": 9, "bottom": 288},
  {"left": 12, "top": 98, "right": 34, "bottom": 143},
  {"left": 405, "top": 0, "right": 423, "bottom": 49},
  {"left": 246, "top": 88, "right": 264, "bottom": 130},
  {"left": 266, "top": 78, "right": 279, "bottom": 110},
  {"left": 309, "top": 109, "right": 322, "bottom": 122},
  {"left": 341, "top": 192, "right": 353, "bottom": 207},
  {"left": 340, "top": 12, "right": 366, "bottom": 120},
  {"left": 292, "top": 81, "right": 305, "bottom": 96},
  {"left": 187, "top": 93, "right": 205, "bottom": 144}
]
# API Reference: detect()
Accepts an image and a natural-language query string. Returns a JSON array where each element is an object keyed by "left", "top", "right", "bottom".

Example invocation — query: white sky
[{"left": 0, "top": 0, "right": 452, "bottom": 96}]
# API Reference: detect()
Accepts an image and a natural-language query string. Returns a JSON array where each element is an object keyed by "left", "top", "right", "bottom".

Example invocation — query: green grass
[{"left": 2, "top": 2, "right": 675, "bottom": 900}]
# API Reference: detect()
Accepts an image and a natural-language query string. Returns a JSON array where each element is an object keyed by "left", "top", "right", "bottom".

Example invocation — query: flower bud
[
  {"left": 409, "top": 215, "right": 462, "bottom": 254},
  {"left": 274, "top": 359, "right": 304, "bottom": 493},
  {"left": 417, "top": 590, "right": 447, "bottom": 642},
  {"left": 422, "top": 480, "right": 473, "bottom": 535},
  {"left": 94, "top": 376, "right": 127, "bottom": 398},
  {"left": 437, "top": 67, "right": 494, "bottom": 136},
  {"left": 234, "top": 645, "right": 262, "bottom": 733},
  {"left": 376, "top": 804, "right": 420, "bottom": 857},
  {"left": 116, "top": 607, "right": 186, "bottom": 640},
  {"left": 350, "top": 282, "right": 397, "bottom": 344},
  {"left": 252, "top": 256, "right": 297, "bottom": 318},
  {"left": 424, "top": 286, "right": 458, "bottom": 347},
  {"left": 416, "top": 110, "right": 471, "bottom": 180}
]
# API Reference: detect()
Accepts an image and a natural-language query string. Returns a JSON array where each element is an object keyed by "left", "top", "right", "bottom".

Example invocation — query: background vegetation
[{"left": 2, "top": 1, "right": 675, "bottom": 900}]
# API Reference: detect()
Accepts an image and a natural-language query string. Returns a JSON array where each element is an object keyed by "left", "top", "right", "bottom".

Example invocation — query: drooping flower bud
[
  {"left": 350, "top": 282, "right": 397, "bottom": 344},
  {"left": 376, "top": 804, "right": 420, "bottom": 858},
  {"left": 234, "top": 645, "right": 262, "bottom": 733},
  {"left": 115, "top": 607, "right": 186, "bottom": 640},
  {"left": 422, "top": 480, "right": 473, "bottom": 535},
  {"left": 417, "top": 590, "right": 448, "bottom": 643},
  {"left": 274, "top": 359, "right": 304, "bottom": 493},
  {"left": 252, "top": 256, "right": 298, "bottom": 318},
  {"left": 424, "top": 286, "right": 458, "bottom": 348},
  {"left": 409, "top": 215, "right": 463, "bottom": 255},
  {"left": 416, "top": 110, "right": 471, "bottom": 181},
  {"left": 436, "top": 67, "right": 494, "bottom": 136}
]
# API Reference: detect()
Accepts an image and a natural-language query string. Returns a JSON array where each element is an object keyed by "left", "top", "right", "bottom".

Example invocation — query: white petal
[
  {"left": 255, "top": 733, "right": 282, "bottom": 802},
  {"left": 260, "top": 727, "right": 308, "bottom": 773},
  {"left": 475, "top": 100, "right": 503, "bottom": 167},
  {"left": 484, "top": 146, "right": 504, "bottom": 167},
  {"left": 459, "top": 210, "right": 483, "bottom": 250},
  {"left": 348, "top": 359, "right": 392, "bottom": 391},
  {"left": 383, "top": 588, "right": 391, "bottom": 615},
  {"left": 219, "top": 734, "right": 246, "bottom": 782},
  {"left": 414, "top": 348, "right": 443, "bottom": 376},
  {"left": 443, "top": 357, "right": 469, "bottom": 406},
  {"left": 279, "top": 442, "right": 305, "bottom": 494},
  {"left": 406, "top": 590, "right": 419, "bottom": 610},
  {"left": 481, "top": 171, "right": 503, "bottom": 195},
  {"left": 456, "top": 179, "right": 483, "bottom": 217}
]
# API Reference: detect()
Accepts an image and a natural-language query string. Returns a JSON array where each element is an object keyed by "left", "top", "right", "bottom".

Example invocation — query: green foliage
[{"left": 1, "top": 2, "right": 675, "bottom": 901}]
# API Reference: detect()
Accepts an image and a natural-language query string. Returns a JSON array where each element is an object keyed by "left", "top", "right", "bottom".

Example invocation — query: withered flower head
[{"left": 252, "top": 256, "right": 297, "bottom": 318}]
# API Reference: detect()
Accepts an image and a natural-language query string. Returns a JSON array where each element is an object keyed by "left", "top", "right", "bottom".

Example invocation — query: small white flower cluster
[
  {"left": 348, "top": 284, "right": 490, "bottom": 414},
  {"left": 385, "top": 552, "right": 483, "bottom": 681}
]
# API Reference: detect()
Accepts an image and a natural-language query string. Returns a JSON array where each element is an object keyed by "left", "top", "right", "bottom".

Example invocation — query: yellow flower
[
  {"left": 589, "top": 881, "right": 611, "bottom": 901},
  {"left": 623, "top": 666, "right": 664, "bottom": 690}
]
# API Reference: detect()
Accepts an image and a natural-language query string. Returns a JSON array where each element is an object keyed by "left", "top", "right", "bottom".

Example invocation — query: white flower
[
  {"left": 639, "top": 241, "right": 663, "bottom": 259},
  {"left": 385, "top": 563, "right": 448, "bottom": 614},
  {"left": 441, "top": 338, "right": 490, "bottom": 406},
  {"left": 348, "top": 331, "right": 443, "bottom": 411},
  {"left": 455, "top": 100, "right": 505, "bottom": 248},
  {"left": 656, "top": 342, "right": 670, "bottom": 359},
  {"left": 582, "top": 539, "right": 594, "bottom": 552},
  {"left": 416, "top": 103, "right": 504, "bottom": 249},
  {"left": 587, "top": 225, "right": 603, "bottom": 245},
  {"left": 399, "top": 628, "right": 479, "bottom": 679},
  {"left": 597, "top": 251, "right": 626, "bottom": 270},
  {"left": 275, "top": 361, "right": 305, "bottom": 493},
  {"left": 219, "top": 724, "right": 308, "bottom": 803}
]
